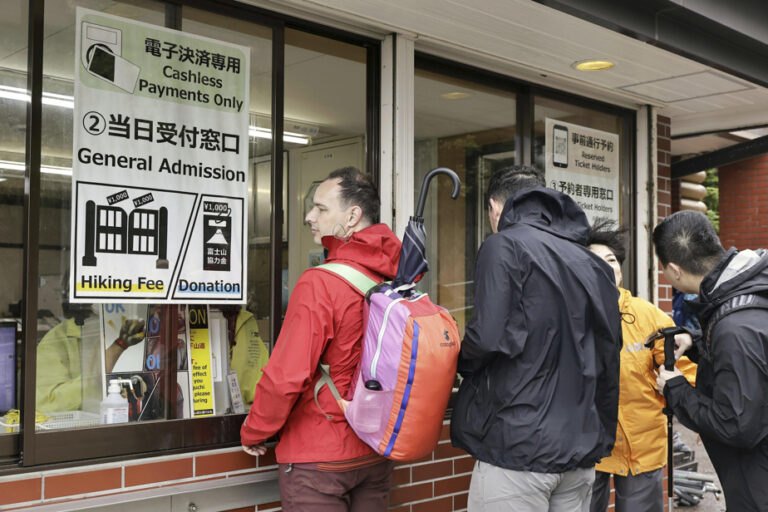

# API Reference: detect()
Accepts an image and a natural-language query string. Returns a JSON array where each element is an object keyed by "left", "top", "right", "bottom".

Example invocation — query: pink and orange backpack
[{"left": 314, "top": 262, "right": 461, "bottom": 461}]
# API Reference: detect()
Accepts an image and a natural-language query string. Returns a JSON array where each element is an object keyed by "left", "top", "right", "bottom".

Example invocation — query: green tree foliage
[{"left": 703, "top": 168, "right": 719, "bottom": 232}]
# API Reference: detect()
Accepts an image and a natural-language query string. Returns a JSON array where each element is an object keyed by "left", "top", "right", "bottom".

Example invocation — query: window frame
[
  {"left": 6, "top": 0, "right": 381, "bottom": 469},
  {"left": 415, "top": 52, "right": 637, "bottom": 294}
]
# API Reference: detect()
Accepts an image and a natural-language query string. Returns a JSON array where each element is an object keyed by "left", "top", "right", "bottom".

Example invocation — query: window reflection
[
  {"left": 0, "top": 0, "right": 29, "bottom": 435},
  {"left": 414, "top": 69, "right": 517, "bottom": 336}
]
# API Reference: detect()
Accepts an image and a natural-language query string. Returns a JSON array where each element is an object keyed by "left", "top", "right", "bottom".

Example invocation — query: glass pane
[
  {"left": 284, "top": 29, "right": 367, "bottom": 295},
  {"left": 34, "top": 0, "right": 273, "bottom": 430},
  {"left": 183, "top": 7, "right": 273, "bottom": 407},
  {"left": 0, "top": 0, "right": 27, "bottom": 436},
  {"left": 534, "top": 96, "right": 628, "bottom": 273},
  {"left": 414, "top": 69, "right": 516, "bottom": 336},
  {"left": 35, "top": 0, "right": 165, "bottom": 431}
]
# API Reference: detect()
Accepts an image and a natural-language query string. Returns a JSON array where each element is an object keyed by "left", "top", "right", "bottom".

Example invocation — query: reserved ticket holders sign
[{"left": 71, "top": 8, "right": 250, "bottom": 304}]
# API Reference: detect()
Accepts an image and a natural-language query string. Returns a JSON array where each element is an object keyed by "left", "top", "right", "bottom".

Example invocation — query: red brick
[
  {"left": 257, "top": 449, "right": 277, "bottom": 468},
  {"left": 433, "top": 443, "right": 466, "bottom": 460},
  {"left": 389, "top": 506, "right": 410, "bottom": 512},
  {"left": 0, "top": 477, "right": 41, "bottom": 506},
  {"left": 413, "top": 461, "right": 452, "bottom": 482},
  {"left": 125, "top": 458, "right": 193, "bottom": 487},
  {"left": 439, "top": 423, "right": 450, "bottom": 441},
  {"left": 393, "top": 467, "right": 411, "bottom": 486},
  {"left": 453, "top": 456, "right": 475, "bottom": 474},
  {"left": 257, "top": 501, "right": 281, "bottom": 510},
  {"left": 389, "top": 482, "right": 432, "bottom": 506},
  {"left": 45, "top": 468, "right": 121, "bottom": 499},
  {"left": 453, "top": 491, "right": 468, "bottom": 509},
  {"left": 412, "top": 496, "right": 452, "bottom": 512},
  {"left": 225, "top": 507, "right": 255, "bottom": 512},
  {"left": 434, "top": 474, "right": 471, "bottom": 496},
  {"left": 658, "top": 137, "right": 671, "bottom": 152},
  {"left": 196, "top": 451, "right": 257, "bottom": 476}
]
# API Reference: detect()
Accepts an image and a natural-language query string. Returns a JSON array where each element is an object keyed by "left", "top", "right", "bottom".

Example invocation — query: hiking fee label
[{"left": 71, "top": 8, "right": 249, "bottom": 303}]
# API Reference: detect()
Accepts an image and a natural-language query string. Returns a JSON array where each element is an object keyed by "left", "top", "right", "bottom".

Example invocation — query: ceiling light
[
  {"left": 440, "top": 92, "right": 471, "bottom": 100},
  {"left": 572, "top": 60, "right": 615, "bottom": 71},
  {"left": 0, "top": 85, "right": 75, "bottom": 108},
  {"left": 0, "top": 160, "right": 72, "bottom": 176},
  {"left": 249, "top": 126, "right": 310, "bottom": 145}
]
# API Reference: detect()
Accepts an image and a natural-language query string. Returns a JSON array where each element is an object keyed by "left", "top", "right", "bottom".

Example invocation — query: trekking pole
[{"left": 646, "top": 326, "right": 686, "bottom": 511}]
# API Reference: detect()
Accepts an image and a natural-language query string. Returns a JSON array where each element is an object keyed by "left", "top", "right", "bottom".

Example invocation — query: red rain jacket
[{"left": 241, "top": 223, "right": 401, "bottom": 463}]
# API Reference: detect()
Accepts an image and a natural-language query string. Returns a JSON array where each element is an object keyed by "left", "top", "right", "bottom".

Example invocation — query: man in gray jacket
[{"left": 451, "top": 165, "right": 621, "bottom": 511}]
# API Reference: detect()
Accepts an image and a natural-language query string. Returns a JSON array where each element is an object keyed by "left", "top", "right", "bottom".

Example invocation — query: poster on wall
[
  {"left": 70, "top": 7, "right": 250, "bottom": 303},
  {"left": 187, "top": 305, "right": 215, "bottom": 417},
  {"left": 544, "top": 118, "right": 620, "bottom": 225}
]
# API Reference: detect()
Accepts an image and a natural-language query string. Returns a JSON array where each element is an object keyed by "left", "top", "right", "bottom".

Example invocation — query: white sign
[
  {"left": 544, "top": 119, "right": 620, "bottom": 225},
  {"left": 71, "top": 8, "right": 250, "bottom": 303}
]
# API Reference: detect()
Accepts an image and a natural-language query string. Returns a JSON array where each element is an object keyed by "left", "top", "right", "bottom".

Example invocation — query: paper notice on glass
[{"left": 187, "top": 305, "right": 215, "bottom": 417}]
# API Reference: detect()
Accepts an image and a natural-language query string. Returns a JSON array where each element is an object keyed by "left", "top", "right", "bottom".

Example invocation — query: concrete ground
[{"left": 673, "top": 419, "right": 725, "bottom": 511}]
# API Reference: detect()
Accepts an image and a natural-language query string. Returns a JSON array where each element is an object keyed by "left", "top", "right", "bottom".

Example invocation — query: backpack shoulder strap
[
  {"left": 311, "top": 263, "right": 382, "bottom": 420},
  {"left": 315, "top": 262, "right": 381, "bottom": 296},
  {"left": 705, "top": 293, "right": 768, "bottom": 355},
  {"left": 314, "top": 363, "right": 343, "bottom": 420}
]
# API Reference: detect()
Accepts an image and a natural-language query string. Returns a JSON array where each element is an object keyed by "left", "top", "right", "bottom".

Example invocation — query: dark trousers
[
  {"left": 278, "top": 460, "right": 395, "bottom": 512},
  {"left": 590, "top": 468, "right": 663, "bottom": 512}
]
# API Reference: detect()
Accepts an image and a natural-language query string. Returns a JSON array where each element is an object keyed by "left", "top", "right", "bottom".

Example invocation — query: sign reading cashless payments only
[{"left": 71, "top": 8, "right": 249, "bottom": 303}]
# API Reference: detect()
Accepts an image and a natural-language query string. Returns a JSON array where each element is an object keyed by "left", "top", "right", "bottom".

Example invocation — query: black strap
[{"left": 704, "top": 293, "right": 768, "bottom": 358}]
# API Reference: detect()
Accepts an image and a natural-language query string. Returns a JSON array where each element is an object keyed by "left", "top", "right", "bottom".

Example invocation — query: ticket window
[
  {"left": 27, "top": 0, "right": 274, "bottom": 431},
  {"left": 283, "top": 29, "right": 367, "bottom": 295}
]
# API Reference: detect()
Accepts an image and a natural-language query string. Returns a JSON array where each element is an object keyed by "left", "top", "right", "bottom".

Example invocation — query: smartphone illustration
[
  {"left": 87, "top": 45, "right": 140, "bottom": 93},
  {"left": 552, "top": 124, "right": 569, "bottom": 168},
  {"left": 81, "top": 22, "right": 140, "bottom": 93}
]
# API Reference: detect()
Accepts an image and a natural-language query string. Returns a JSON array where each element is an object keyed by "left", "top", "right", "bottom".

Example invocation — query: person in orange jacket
[{"left": 587, "top": 219, "right": 696, "bottom": 512}]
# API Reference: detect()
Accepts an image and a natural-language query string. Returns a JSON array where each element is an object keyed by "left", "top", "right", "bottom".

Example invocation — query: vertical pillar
[{"left": 393, "top": 34, "right": 415, "bottom": 238}]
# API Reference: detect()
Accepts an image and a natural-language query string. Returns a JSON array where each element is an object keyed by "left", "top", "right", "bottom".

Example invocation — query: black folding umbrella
[{"left": 392, "top": 167, "right": 461, "bottom": 290}]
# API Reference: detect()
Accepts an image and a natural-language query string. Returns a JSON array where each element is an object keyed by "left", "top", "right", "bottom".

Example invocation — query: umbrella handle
[{"left": 415, "top": 167, "right": 461, "bottom": 219}]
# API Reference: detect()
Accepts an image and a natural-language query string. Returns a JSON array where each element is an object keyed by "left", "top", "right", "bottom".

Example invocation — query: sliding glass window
[{"left": 0, "top": 0, "right": 27, "bottom": 441}]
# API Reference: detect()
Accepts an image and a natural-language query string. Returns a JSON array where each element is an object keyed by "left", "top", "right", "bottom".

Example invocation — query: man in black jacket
[
  {"left": 451, "top": 165, "right": 622, "bottom": 511},
  {"left": 654, "top": 210, "right": 768, "bottom": 511}
]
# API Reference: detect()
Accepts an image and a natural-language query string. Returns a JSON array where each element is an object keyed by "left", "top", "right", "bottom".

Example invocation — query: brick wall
[
  {"left": 0, "top": 447, "right": 280, "bottom": 511},
  {"left": 718, "top": 153, "right": 768, "bottom": 250},
  {"left": 388, "top": 421, "right": 472, "bottom": 511},
  {"left": 657, "top": 115, "right": 673, "bottom": 314}
]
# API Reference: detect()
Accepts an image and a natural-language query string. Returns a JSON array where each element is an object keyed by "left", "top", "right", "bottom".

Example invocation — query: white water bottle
[
  {"left": 356, "top": 380, "right": 386, "bottom": 433},
  {"left": 100, "top": 379, "right": 129, "bottom": 424}
]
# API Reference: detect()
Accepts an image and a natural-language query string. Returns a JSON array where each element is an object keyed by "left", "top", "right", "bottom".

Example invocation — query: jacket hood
[
  {"left": 322, "top": 223, "right": 401, "bottom": 279},
  {"left": 497, "top": 187, "right": 590, "bottom": 245},
  {"left": 689, "top": 247, "right": 768, "bottom": 319}
]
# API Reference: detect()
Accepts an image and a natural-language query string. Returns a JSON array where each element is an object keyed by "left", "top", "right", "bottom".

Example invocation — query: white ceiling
[
  {"left": 258, "top": 0, "right": 768, "bottom": 156},
  {"left": 2, "top": 0, "right": 767, "bottom": 161}
]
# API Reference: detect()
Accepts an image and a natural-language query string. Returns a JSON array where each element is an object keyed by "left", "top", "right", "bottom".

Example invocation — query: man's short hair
[
  {"left": 652, "top": 210, "right": 725, "bottom": 276},
  {"left": 487, "top": 165, "right": 545, "bottom": 206},
  {"left": 588, "top": 218, "right": 629, "bottom": 264},
  {"left": 327, "top": 167, "right": 380, "bottom": 225}
]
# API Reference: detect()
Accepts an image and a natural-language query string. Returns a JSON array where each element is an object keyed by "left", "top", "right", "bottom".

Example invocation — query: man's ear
[
  {"left": 488, "top": 198, "right": 504, "bottom": 233},
  {"left": 347, "top": 205, "right": 363, "bottom": 228},
  {"left": 668, "top": 262, "right": 683, "bottom": 282}
]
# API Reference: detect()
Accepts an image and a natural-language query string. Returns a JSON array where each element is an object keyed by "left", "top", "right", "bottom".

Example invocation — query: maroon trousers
[{"left": 278, "top": 460, "right": 395, "bottom": 512}]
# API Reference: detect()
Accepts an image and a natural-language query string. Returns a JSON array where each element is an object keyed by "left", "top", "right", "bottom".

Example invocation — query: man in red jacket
[{"left": 241, "top": 167, "right": 401, "bottom": 511}]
